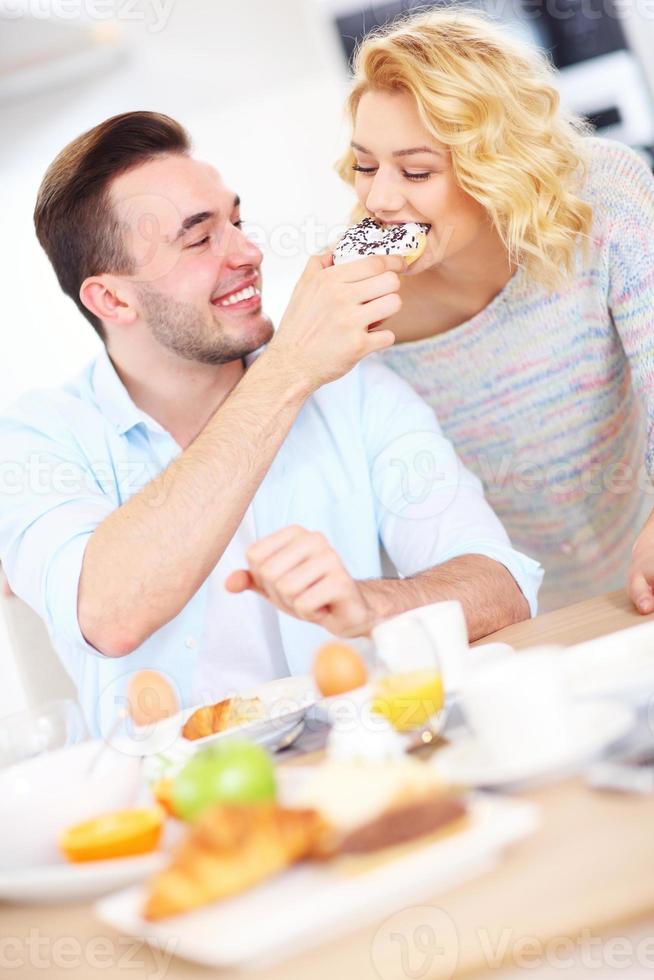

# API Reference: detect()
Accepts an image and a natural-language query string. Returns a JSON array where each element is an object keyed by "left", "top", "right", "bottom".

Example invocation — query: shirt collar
[
  {"left": 90, "top": 346, "right": 264, "bottom": 438},
  {"left": 90, "top": 347, "right": 168, "bottom": 437}
]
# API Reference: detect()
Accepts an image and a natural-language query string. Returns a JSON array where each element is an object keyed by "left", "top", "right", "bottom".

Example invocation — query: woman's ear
[{"left": 79, "top": 275, "right": 138, "bottom": 328}]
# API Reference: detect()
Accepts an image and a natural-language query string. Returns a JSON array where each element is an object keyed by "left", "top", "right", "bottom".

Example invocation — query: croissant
[
  {"left": 143, "top": 803, "right": 324, "bottom": 920},
  {"left": 182, "top": 696, "right": 266, "bottom": 740}
]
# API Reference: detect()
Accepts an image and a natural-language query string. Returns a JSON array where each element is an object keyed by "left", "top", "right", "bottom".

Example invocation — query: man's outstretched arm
[
  {"left": 77, "top": 254, "right": 403, "bottom": 656},
  {"left": 226, "top": 527, "right": 529, "bottom": 641},
  {"left": 358, "top": 554, "right": 529, "bottom": 639}
]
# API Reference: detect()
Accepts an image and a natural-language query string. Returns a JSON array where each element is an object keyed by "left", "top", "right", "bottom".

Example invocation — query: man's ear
[{"left": 79, "top": 275, "right": 138, "bottom": 328}]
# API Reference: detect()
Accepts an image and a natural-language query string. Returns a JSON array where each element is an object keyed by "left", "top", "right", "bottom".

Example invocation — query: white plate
[
  {"left": 96, "top": 794, "right": 539, "bottom": 970},
  {"left": 181, "top": 707, "right": 308, "bottom": 754},
  {"left": 562, "top": 621, "right": 654, "bottom": 702},
  {"left": 120, "top": 676, "right": 319, "bottom": 764},
  {"left": 0, "top": 819, "right": 185, "bottom": 905},
  {"left": 432, "top": 701, "right": 635, "bottom": 788},
  {"left": 0, "top": 852, "right": 168, "bottom": 905},
  {"left": 178, "top": 675, "right": 318, "bottom": 753}
]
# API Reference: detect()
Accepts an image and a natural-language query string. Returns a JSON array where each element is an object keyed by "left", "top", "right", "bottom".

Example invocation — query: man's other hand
[{"left": 225, "top": 525, "right": 373, "bottom": 637}]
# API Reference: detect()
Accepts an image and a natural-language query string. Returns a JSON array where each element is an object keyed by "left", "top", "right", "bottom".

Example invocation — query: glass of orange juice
[{"left": 370, "top": 615, "right": 445, "bottom": 733}]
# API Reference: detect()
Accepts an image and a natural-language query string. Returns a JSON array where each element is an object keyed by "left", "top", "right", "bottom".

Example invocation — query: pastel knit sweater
[{"left": 381, "top": 138, "right": 654, "bottom": 612}]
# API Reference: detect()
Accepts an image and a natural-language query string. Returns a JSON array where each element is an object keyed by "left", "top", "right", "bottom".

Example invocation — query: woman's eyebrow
[
  {"left": 351, "top": 140, "right": 443, "bottom": 158},
  {"left": 393, "top": 146, "right": 444, "bottom": 158}
]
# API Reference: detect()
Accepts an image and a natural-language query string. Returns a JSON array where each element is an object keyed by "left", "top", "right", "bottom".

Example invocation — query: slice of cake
[{"left": 291, "top": 759, "right": 467, "bottom": 858}]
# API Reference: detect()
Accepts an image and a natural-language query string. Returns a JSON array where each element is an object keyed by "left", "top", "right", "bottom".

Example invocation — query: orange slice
[
  {"left": 59, "top": 807, "right": 164, "bottom": 863},
  {"left": 152, "top": 778, "right": 177, "bottom": 817}
]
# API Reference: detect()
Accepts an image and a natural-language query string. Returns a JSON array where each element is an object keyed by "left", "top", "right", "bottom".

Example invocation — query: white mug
[{"left": 461, "top": 647, "right": 574, "bottom": 768}]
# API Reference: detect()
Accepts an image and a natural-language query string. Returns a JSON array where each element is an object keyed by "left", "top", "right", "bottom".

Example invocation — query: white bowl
[{"left": 0, "top": 740, "right": 143, "bottom": 871}]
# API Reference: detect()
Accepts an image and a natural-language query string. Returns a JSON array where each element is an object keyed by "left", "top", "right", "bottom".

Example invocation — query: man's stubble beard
[{"left": 137, "top": 284, "right": 273, "bottom": 366}]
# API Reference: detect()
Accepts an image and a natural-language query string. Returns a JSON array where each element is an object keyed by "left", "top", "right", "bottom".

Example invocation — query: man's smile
[{"left": 211, "top": 275, "right": 262, "bottom": 311}]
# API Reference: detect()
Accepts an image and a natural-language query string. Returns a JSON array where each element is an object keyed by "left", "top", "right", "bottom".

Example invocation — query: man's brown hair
[{"left": 33, "top": 111, "right": 190, "bottom": 340}]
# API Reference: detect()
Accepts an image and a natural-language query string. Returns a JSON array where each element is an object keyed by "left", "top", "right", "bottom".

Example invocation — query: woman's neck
[
  {"left": 423, "top": 225, "right": 516, "bottom": 316},
  {"left": 390, "top": 229, "right": 516, "bottom": 343}
]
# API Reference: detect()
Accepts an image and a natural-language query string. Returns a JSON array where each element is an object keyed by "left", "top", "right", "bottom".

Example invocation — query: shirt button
[{"left": 185, "top": 636, "right": 196, "bottom": 649}]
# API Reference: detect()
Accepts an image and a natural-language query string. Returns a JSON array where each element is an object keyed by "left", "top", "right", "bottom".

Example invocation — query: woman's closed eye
[{"left": 352, "top": 164, "right": 432, "bottom": 182}]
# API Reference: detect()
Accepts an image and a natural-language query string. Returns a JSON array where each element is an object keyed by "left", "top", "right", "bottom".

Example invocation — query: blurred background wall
[{"left": 1, "top": 0, "right": 654, "bottom": 714}]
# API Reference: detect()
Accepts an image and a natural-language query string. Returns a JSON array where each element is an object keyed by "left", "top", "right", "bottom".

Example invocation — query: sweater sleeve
[{"left": 604, "top": 144, "right": 654, "bottom": 478}]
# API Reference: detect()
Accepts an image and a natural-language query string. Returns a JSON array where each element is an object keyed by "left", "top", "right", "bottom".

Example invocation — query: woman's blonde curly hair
[{"left": 336, "top": 8, "right": 594, "bottom": 289}]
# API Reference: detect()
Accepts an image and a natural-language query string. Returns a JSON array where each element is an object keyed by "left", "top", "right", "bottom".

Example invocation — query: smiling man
[{"left": 0, "top": 112, "right": 541, "bottom": 732}]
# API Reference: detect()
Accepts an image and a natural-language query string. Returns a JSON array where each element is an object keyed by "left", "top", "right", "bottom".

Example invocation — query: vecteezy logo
[
  {"left": 94, "top": 669, "right": 182, "bottom": 758},
  {"left": 370, "top": 905, "right": 460, "bottom": 980},
  {"left": 371, "top": 431, "right": 460, "bottom": 521}
]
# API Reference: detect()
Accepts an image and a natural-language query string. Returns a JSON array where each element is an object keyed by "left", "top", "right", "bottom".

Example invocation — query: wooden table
[{"left": 3, "top": 590, "right": 654, "bottom": 979}]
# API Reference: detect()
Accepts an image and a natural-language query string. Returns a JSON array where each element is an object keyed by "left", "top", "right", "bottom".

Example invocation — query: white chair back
[{"left": 0, "top": 591, "right": 77, "bottom": 710}]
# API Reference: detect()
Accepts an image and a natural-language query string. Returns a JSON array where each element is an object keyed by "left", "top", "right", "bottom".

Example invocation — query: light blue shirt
[{"left": 0, "top": 349, "right": 542, "bottom": 734}]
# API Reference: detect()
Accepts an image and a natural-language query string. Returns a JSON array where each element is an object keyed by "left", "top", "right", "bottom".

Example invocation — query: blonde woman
[{"left": 336, "top": 9, "right": 654, "bottom": 612}]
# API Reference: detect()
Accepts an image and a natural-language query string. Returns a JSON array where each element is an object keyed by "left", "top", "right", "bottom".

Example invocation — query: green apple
[{"left": 172, "top": 739, "right": 276, "bottom": 821}]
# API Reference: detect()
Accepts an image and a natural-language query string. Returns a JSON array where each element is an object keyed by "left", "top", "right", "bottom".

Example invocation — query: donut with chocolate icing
[{"left": 333, "top": 217, "right": 430, "bottom": 266}]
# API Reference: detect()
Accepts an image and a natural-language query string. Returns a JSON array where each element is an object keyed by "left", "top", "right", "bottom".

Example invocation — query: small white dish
[
  {"left": 179, "top": 675, "right": 317, "bottom": 753},
  {"left": 468, "top": 642, "right": 515, "bottom": 672},
  {"left": 183, "top": 708, "right": 309, "bottom": 754},
  {"left": 432, "top": 700, "right": 635, "bottom": 788},
  {"left": 0, "top": 851, "right": 168, "bottom": 905},
  {"left": 562, "top": 620, "right": 654, "bottom": 702},
  {"left": 0, "top": 740, "right": 143, "bottom": 872},
  {"left": 133, "top": 676, "right": 319, "bottom": 778}
]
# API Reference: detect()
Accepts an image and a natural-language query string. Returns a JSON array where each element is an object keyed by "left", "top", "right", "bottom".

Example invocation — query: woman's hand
[
  {"left": 628, "top": 515, "right": 654, "bottom": 613},
  {"left": 225, "top": 525, "right": 374, "bottom": 637}
]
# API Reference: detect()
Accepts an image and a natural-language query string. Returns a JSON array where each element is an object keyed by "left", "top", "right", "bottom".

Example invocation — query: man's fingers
[
  {"left": 331, "top": 254, "right": 407, "bottom": 283},
  {"left": 350, "top": 270, "right": 401, "bottom": 304},
  {"left": 364, "top": 328, "right": 396, "bottom": 353},
  {"left": 257, "top": 532, "right": 329, "bottom": 584},
  {"left": 629, "top": 572, "right": 654, "bottom": 614},
  {"left": 224, "top": 569, "right": 257, "bottom": 594},
  {"left": 355, "top": 291, "right": 402, "bottom": 329},
  {"left": 303, "top": 250, "right": 334, "bottom": 278},
  {"left": 276, "top": 555, "right": 337, "bottom": 602},
  {"left": 294, "top": 571, "right": 347, "bottom": 618},
  {"left": 245, "top": 525, "right": 306, "bottom": 566}
]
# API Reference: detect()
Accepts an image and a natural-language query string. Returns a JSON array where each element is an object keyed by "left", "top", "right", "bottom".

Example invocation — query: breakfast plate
[
  {"left": 96, "top": 794, "right": 539, "bottom": 969},
  {"left": 431, "top": 700, "right": 635, "bottom": 788},
  {"left": 126, "top": 676, "right": 319, "bottom": 768}
]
